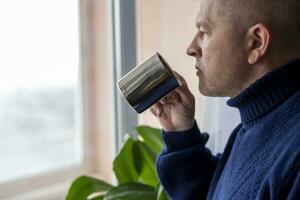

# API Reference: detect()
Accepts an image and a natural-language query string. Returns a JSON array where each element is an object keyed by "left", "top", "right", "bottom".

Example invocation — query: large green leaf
[
  {"left": 66, "top": 176, "right": 113, "bottom": 200},
  {"left": 135, "top": 126, "right": 163, "bottom": 154},
  {"left": 133, "top": 141, "right": 159, "bottom": 187},
  {"left": 67, "top": 126, "right": 165, "bottom": 200},
  {"left": 113, "top": 137, "right": 139, "bottom": 184},
  {"left": 90, "top": 195, "right": 105, "bottom": 200},
  {"left": 156, "top": 185, "right": 169, "bottom": 200},
  {"left": 104, "top": 183, "right": 157, "bottom": 200}
]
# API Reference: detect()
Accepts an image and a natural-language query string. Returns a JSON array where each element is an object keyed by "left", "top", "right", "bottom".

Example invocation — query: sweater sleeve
[
  {"left": 286, "top": 169, "right": 300, "bottom": 200},
  {"left": 156, "top": 121, "right": 221, "bottom": 200},
  {"left": 279, "top": 157, "right": 300, "bottom": 200}
]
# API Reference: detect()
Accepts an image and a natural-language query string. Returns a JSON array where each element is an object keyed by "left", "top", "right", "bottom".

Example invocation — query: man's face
[{"left": 187, "top": 0, "right": 250, "bottom": 97}]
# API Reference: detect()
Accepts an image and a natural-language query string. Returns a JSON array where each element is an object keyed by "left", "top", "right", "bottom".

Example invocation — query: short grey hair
[{"left": 215, "top": 0, "right": 300, "bottom": 51}]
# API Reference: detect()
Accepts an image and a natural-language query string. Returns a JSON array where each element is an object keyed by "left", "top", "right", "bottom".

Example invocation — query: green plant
[{"left": 66, "top": 126, "right": 169, "bottom": 200}]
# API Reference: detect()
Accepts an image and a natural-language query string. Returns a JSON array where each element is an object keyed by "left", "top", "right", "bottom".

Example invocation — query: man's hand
[{"left": 150, "top": 72, "right": 195, "bottom": 132}]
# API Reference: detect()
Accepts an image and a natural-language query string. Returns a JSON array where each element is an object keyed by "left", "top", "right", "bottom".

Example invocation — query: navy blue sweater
[{"left": 156, "top": 60, "right": 300, "bottom": 200}]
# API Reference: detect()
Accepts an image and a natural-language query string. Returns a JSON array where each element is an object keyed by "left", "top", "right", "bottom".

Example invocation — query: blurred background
[{"left": 0, "top": 0, "right": 240, "bottom": 199}]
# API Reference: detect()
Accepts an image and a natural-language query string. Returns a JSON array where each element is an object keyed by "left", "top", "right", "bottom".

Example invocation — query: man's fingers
[
  {"left": 172, "top": 71, "right": 195, "bottom": 104},
  {"left": 167, "top": 91, "right": 181, "bottom": 104},
  {"left": 173, "top": 71, "right": 188, "bottom": 88},
  {"left": 156, "top": 103, "right": 163, "bottom": 117},
  {"left": 150, "top": 106, "right": 156, "bottom": 116},
  {"left": 150, "top": 70, "right": 194, "bottom": 117},
  {"left": 160, "top": 96, "right": 167, "bottom": 104},
  {"left": 150, "top": 102, "right": 163, "bottom": 118}
]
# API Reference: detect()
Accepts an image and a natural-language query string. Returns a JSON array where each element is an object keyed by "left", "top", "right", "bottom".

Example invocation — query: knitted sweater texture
[{"left": 156, "top": 60, "right": 300, "bottom": 200}]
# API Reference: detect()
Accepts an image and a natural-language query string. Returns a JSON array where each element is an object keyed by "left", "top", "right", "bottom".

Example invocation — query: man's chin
[{"left": 198, "top": 85, "right": 227, "bottom": 97}]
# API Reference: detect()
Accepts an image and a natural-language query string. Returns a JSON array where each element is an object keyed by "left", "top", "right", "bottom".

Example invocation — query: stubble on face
[{"left": 195, "top": 0, "right": 250, "bottom": 97}]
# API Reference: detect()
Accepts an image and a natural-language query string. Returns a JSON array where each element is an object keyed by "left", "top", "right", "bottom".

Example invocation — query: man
[{"left": 150, "top": 0, "right": 300, "bottom": 199}]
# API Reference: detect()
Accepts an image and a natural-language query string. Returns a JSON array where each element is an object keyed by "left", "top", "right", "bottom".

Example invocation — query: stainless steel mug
[{"left": 117, "top": 52, "right": 181, "bottom": 113}]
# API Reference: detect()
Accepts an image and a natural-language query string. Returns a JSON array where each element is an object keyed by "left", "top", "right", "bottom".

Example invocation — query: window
[
  {"left": 0, "top": 0, "right": 84, "bottom": 196},
  {"left": 200, "top": 97, "right": 240, "bottom": 154}
]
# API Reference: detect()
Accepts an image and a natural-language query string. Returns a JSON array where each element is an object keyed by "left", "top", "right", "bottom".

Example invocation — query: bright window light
[{"left": 0, "top": 0, "right": 83, "bottom": 183}]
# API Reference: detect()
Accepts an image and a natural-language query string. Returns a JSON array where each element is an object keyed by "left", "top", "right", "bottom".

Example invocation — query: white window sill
[
  {"left": 3, "top": 172, "right": 108, "bottom": 200},
  {"left": 5, "top": 179, "right": 71, "bottom": 200}
]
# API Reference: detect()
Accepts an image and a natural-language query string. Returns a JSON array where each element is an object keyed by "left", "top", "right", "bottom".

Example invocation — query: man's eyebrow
[{"left": 196, "top": 21, "right": 209, "bottom": 28}]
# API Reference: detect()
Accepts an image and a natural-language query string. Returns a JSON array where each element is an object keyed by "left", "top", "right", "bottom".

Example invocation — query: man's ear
[{"left": 246, "top": 24, "right": 272, "bottom": 64}]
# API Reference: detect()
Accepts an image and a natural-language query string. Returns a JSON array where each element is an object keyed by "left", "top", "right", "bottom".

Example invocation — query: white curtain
[{"left": 200, "top": 97, "right": 241, "bottom": 154}]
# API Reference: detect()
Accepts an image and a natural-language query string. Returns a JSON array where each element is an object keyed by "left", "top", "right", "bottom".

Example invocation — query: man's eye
[
  {"left": 198, "top": 28, "right": 207, "bottom": 34},
  {"left": 198, "top": 30, "right": 207, "bottom": 37}
]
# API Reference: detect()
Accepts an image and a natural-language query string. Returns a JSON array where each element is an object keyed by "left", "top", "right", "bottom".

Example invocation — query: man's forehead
[
  {"left": 198, "top": 0, "right": 217, "bottom": 12},
  {"left": 196, "top": 0, "right": 219, "bottom": 27},
  {"left": 195, "top": 9, "right": 210, "bottom": 28}
]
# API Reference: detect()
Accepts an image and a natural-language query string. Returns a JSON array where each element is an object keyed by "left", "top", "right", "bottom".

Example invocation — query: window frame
[{"left": 111, "top": 0, "right": 138, "bottom": 153}]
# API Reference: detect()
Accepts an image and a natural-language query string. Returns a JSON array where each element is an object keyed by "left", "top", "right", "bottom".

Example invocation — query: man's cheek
[
  {"left": 203, "top": 53, "right": 215, "bottom": 71},
  {"left": 204, "top": 45, "right": 218, "bottom": 64}
]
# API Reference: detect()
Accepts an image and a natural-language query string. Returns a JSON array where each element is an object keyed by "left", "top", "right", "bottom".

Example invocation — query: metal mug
[{"left": 117, "top": 52, "right": 181, "bottom": 113}]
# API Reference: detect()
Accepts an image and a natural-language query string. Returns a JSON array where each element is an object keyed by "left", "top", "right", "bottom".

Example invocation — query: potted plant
[{"left": 66, "top": 125, "right": 169, "bottom": 200}]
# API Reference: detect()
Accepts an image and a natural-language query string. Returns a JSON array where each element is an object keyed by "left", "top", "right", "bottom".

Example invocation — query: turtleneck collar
[{"left": 227, "top": 59, "right": 300, "bottom": 124}]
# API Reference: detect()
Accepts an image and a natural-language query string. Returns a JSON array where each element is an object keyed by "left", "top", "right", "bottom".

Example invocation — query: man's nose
[{"left": 186, "top": 36, "right": 201, "bottom": 57}]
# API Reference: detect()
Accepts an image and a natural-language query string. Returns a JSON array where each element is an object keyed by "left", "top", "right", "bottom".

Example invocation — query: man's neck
[{"left": 230, "top": 54, "right": 299, "bottom": 98}]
